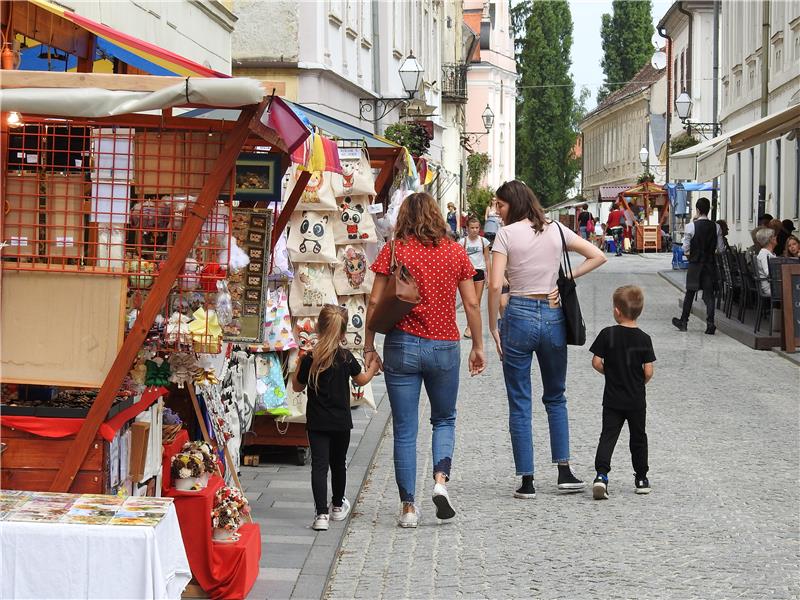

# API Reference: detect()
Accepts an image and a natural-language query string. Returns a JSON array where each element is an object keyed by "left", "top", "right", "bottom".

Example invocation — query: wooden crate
[{"left": 0, "top": 425, "right": 108, "bottom": 493}]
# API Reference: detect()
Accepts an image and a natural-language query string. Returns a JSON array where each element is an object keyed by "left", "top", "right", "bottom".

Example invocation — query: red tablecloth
[
  {"left": 0, "top": 387, "right": 168, "bottom": 442},
  {"left": 164, "top": 475, "right": 260, "bottom": 600}
]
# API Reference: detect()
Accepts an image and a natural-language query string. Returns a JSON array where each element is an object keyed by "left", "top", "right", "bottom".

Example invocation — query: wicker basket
[{"left": 162, "top": 424, "right": 183, "bottom": 445}]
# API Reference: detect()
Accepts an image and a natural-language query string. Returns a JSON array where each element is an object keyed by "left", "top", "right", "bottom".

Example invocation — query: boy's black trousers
[{"left": 594, "top": 406, "right": 648, "bottom": 477}]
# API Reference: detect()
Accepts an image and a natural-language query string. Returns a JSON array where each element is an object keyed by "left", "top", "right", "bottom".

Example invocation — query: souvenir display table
[
  {"left": 164, "top": 476, "right": 260, "bottom": 600},
  {"left": 0, "top": 491, "right": 190, "bottom": 599}
]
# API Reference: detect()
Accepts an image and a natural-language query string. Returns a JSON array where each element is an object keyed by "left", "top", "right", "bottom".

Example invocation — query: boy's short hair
[
  {"left": 467, "top": 216, "right": 481, "bottom": 226},
  {"left": 613, "top": 285, "right": 644, "bottom": 320}
]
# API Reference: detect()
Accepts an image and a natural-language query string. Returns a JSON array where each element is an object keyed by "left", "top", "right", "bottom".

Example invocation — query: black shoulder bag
[{"left": 555, "top": 223, "right": 587, "bottom": 346}]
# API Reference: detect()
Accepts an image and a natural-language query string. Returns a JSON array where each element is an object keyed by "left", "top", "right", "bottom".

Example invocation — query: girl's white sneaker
[
  {"left": 311, "top": 514, "right": 329, "bottom": 531},
  {"left": 330, "top": 498, "right": 351, "bottom": 521}
]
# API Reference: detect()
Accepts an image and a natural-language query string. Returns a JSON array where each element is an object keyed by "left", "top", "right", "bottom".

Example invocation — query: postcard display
[{"left": 282, "top": 148, "right": 378, "bottom": 424}]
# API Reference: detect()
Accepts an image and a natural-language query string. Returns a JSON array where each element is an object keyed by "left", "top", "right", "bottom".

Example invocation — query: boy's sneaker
[
  {"left": 513, "top": 476, "right": 536, "bottom": 499},
  {"left": 398, "top": 503, "right": 419, "bottom": 528},
  {"left": 635, "top": 476, "right": 651, "bottom": 494},
  {"left": 557, "top": 464, "right": 586, "bottom": 492},
  {"left": 311, "top": 513, "right": 329, "bottom": 531},
  {"left": 592, "top": 474, "right": 609, "bottom": 500},
  {"left": 330, "top": 498, "right": 351, "bottom": 521},
  {"left": 432, "top": 483, "right": 456, "bottom": 520}
]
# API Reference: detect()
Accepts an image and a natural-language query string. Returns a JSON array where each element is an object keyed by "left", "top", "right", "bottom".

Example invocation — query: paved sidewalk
[
  {"left": 241, "top": 375, "right": 390, "bottom": 600},
  {"left": 326, "top": 254, "right": 800, "bottom": 599}
]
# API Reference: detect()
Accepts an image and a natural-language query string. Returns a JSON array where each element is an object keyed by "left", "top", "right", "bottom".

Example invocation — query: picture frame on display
[{"left": 233, "top": 153, "right": 282, "bottom": 205}]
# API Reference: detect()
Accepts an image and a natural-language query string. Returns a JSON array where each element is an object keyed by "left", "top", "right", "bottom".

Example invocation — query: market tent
[
  {"left": 8, "top": 0, "right": 227, "bottom": 77},
  {"left": 597, "top": 185, "right": 630, "bottom": 202},
  {"left": 671, "top": 103, "right": 800, "bottom": 180}
]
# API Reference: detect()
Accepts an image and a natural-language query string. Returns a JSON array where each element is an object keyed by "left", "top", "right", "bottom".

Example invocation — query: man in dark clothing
[
  {"left": 672, "top": 197, "right": 724, "bottom": 334},
  {"left": 577, "top": 205, "right": 593, "bottom": 240}
]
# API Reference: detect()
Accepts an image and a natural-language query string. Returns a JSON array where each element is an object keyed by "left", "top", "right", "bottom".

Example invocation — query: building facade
[
  {"left": 463, "top": 0, "right": 517, "bottom": 187},
  {"left": 231, "top": 0, "right": 468, "bottom": 208},
  {"left": 718, "top": 0, "right": 800, "bottom": 247},
  {"left": 580, "top": 64, "right": 667, "bottom": 222}
]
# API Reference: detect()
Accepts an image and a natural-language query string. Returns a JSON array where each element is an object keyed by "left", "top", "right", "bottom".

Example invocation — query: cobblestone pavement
[{"left": 326, "top": 253, "right": 800, "bottom": 600}]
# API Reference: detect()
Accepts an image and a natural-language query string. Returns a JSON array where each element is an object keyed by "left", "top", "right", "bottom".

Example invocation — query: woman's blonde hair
[
  {"left": 395, "top": 192, "right": 449, "bottom": 246},
  {"left": 308, "top": 304, "right": 348, "bottom": 389}
]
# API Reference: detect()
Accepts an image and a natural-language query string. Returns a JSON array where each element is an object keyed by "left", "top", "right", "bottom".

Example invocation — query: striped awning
[{"left": 20, "top": 0, "right": 227, "bottom": 78}]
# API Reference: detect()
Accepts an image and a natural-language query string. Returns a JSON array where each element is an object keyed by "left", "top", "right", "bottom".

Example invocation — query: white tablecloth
[{"left": 0, "top": 503, "right": 191, "bottom": 599}]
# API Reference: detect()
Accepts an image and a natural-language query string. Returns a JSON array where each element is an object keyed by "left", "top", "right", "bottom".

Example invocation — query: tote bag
[
  {"left": 262, "top": 288, "right": 297, "bottom": 351},
  {"left": 254, "top": 353, "right": 290, "bottom": 417},
  {"left": 288, "top": 264, "right": 337, "bottom": 317},
  {"left": 284, "top": 165, "right": 337, "bottom": 211},
  {"left": 333, "top": 195, "right": 378, "bottom": 245},
  {"left": 339, "top": 295, "right": 366, "bottom": 350},
  {"left": 333, "top": 244, "right": 374, "bottom": 296},
  {"left": 332, "top": 149, "right": 376, "bottom": 197},
  {"left": 555, "top": 223, "right": 587, "bottom": 346},
  {"left": 366, "top": 241, "right": 420, "bottom": 334},
  {"left": 286, "top": 210, "right": 338, "bottom": 264},
  {"left": 349, "top": 351, "right": 376, "bottom": 411}
]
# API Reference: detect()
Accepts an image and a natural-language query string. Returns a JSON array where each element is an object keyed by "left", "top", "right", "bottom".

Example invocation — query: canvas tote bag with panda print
[{"left": 287, "top": 210, "right": 337, "bottom": 264}]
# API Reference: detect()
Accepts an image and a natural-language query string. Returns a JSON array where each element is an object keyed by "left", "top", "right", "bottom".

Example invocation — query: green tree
[
  {"left": 514, "top": 0, "right": 578, "bottom": 207},
  {"left": 597, "top": 0, "right": 654, "bottom": 103},
  {"left": 466, "top": 187, "right": 494, "bottom": 224}
]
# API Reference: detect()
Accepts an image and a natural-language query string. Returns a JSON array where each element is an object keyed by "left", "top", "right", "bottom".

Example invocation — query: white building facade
[{"left": 718, "top": 0, "right": 800, "bottom": 247}]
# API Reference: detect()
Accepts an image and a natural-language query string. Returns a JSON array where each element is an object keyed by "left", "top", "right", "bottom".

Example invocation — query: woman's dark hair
[
  {"left": 395, "top": 192, "right": 449, "bottom": 246},
  {"left": 494, "top": 180, "right": 547, "bottom": 233}
]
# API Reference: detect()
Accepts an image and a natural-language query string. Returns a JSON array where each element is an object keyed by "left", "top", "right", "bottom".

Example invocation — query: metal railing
[{"left": 441, "top": 63, "right": 468, "bottom": 103}]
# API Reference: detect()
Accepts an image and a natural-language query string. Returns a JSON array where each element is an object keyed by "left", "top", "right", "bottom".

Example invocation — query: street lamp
[
  {"left": 674, "top": 88, "right": 719, "bottom": 138},
  {"left": 639, "top": 146, "right": 649, "bottom": 167},
  {"left": 359, "top": 51, "right": 425, "bottom": 121},
  {"left": 461, "top": 104, "right": 496, "bottom": 151}
]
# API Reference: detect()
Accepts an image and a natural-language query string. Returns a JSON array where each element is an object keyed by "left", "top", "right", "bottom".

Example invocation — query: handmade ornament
[
  {"left": 165, "top": 312, "right": 192, "bottom": 346},
  {"left": 171, "top": 451, "right": 205, "bottom": 491},
  {"left": 211, "top": 486, "right": 250, "bottom": 540},
  {"left": 200, "top": 263, "right": 226, "bottom": 292},
  {"left": 194, "top": 367, "right": 220, "bottom": 386},
  {"left": 333, "top": 195, "right": 377, "bottom": 244},
  {"left": 168, "top": 352, "right": 196, "bottom": 388},
  {"left": 215, "top": 280, "right": 234, "bottom": 327},
  {"left": 333, "top": 245, "right": 374, "bottom": 295},
  {"left": 287, "top": 210, "right": 337, "bottom": 264},
  {"left": 144, "top": 357, "right": 171, "bottom": 387},
  {"left": 130, "top": 198, "right": 171, "bottom": 230},
  {"left": 187, "top": 307, "right": 223, "bottom": 353}
]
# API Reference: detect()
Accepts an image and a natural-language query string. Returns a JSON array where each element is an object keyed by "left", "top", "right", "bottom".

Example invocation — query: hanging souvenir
[
  {"left": 333, "top": 195, "right": 377, "bottom": 244},
  {"left": 254, "top": 354, "right": 290, "bottom": 417},
  {"left": 284, "top": 165, "right": 337, "bottom": 211},
  {"left": 339, "top": 295, "right": 366, "bottom": 350},
  {"left": 286, "top": 210, "right": 337, "bottom": 264},
  {"left": 288, "top": 264, "right": 337, "bottom": 316},
  {"left": 333, "top": 244, "right": 374, "bottom": 295},
  {"left": 331, "top": 149, "right": 376, "bottom": 197},
  {"left": 286, "top": 316, "right": 317, "bottom": 373},
  {"left": 262, "top": 288, "right": 297, "bottom": 351}
]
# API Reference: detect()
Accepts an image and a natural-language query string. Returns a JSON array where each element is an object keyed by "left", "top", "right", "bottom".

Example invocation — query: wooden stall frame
[{"left": 781, "top": 263, "right": 800, "bottom": 353}]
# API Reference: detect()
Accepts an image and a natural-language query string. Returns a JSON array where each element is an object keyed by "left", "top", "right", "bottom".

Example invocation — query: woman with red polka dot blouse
[{"left": 365, "top": 192, "right": 486, "bottom": 528}]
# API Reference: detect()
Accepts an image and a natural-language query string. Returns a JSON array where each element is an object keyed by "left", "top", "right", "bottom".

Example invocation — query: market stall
[
  {"left": 0, "top": 70, "right": 310, "bottom": 599},
  {"left": 618, "top": 181, "right": 670, "bottom": 252}
]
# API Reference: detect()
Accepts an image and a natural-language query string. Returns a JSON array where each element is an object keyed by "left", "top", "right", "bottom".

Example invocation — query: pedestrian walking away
[
  {"left": 606, "top": 201, "right": 626, "bottom": 256},
  {"left": 589, "top": 285, "right": 656, "bottom": 500},
  {"left": 292, "top": 305, "right": 380, "bottom": 531},
  {"left": 672, "top": 197, "right": 724, "bottom": 334},
  {"left": 577, "top": 204, "right": 594, "bottom": 240},
  {"left": 364, "top": 192, "right": 486, "bottom": 528},
  {"left": 461, "top": 216, "right": 492, "bottom": 339},
  {"left": 483, "top": 199, "right": 503, "bottom": 244},
  {"left": 487, "top": 180, "right": 606, "bottom": 499}
]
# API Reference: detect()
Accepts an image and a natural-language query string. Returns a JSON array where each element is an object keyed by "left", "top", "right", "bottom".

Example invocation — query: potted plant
[
  {"left": 170, "top": 451, "right": 205, "bottom": 490},
  {"left": 211, "top": 486, "right": 250, "bottom": 541}
]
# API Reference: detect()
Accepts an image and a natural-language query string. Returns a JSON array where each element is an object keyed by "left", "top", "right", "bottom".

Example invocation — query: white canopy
[
  {"left": 671, "top": 103, "right": 800, "bottom": 181},
  {"left": 0, "top": 77, "right": 265, "bottom": 118}
]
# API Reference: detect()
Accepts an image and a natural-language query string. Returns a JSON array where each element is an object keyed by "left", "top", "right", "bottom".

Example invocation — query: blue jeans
[
  {"left": 579, "top": 226, "right": 588, "bottom": 240},
  {"left": 500, "top": 297, "right": 570, "bottom": 476},
  {"left": 383, "top": 330, "right": 461, "bottom": 503}
]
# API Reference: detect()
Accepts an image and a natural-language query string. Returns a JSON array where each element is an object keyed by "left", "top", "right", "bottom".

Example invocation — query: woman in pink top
[{"left": 487, "top": 180, "right": 606, "bottom": 499}]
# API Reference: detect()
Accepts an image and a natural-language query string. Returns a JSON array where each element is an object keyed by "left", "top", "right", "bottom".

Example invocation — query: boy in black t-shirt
[{"left": 589, "top": 285, "right": 656, "bottom": 500}]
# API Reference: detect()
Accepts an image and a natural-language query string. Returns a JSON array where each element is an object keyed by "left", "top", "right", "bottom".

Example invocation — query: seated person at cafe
[
  {"left": 754, "top": 227, "right": 777, "bottom": 297},
  {"left": 784, "top": 234, "right": 800, "bottom": 258}
]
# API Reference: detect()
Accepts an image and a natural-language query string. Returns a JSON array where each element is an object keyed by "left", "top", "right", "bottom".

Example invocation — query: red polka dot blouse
[{"left": 371, "top": 237, "right": 475, "bottom": 341}]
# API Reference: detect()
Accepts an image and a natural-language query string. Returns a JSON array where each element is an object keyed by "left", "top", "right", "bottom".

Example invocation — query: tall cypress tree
[
  {"left": 597, "top": 0, "right": 654, "bottom": 103},
  {"left": 514, "top": 0, "right": 578, "bottom": 207}
]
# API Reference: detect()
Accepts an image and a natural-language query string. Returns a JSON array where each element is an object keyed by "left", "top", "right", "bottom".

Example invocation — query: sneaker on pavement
[
  {"left": 311, "top": 513, "right": 329, "bottom": 531},
  {"left": 398, "top": 503, "right": 419, "bottom": 528},
  {"left": 705, "top": 324, "right": 716, "bottom": 335},
  {"left": 330, "top": 498, "right": 351, "bottom": 521},
  {"left": 513, "top": 476, "right": 536, "bottom": 499},
  {"left": 672, "top": 317, "right": 688, "bottom": 332},
  {"left": 592, "top": 474, "right": 609, "bottom": 500},
  {"left": 432, "top": 483, "right": 456, "bottom": 520},
  {"left": 635, "top": 476, "right": 651, "bottom": 494},
  {"left": 557, "top": 464, "right": 586, "bottom": 492}
]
